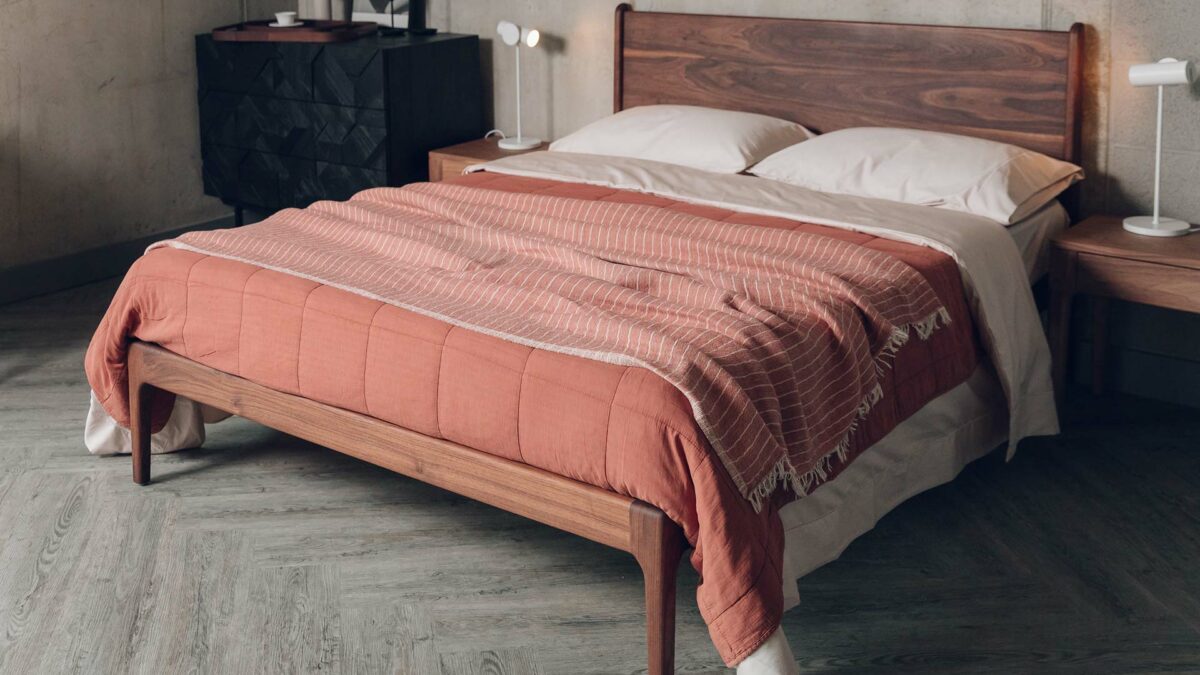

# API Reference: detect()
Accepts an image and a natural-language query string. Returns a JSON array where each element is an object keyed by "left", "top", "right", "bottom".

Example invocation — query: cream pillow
[
  {"left": 749, "top": 127, "right": 1084, "bottom": 224},
  {"left": 549, "top": 105, "right": 813, "bottom": 174}
]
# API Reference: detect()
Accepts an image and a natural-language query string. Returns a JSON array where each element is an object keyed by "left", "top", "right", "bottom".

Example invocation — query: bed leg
[
  {"left": 630, "top": 500, "right": 685, "bottom": 675},
  {"left": 129, "top": 349, "right": 154, "bottom": 486}
]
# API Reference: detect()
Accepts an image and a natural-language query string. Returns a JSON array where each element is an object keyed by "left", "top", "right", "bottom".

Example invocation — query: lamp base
[
  {"left": 1123, "top": 215, "right": 1192, "bottom": 237},
  {"left": 498, "top": 136, "right": 542, "bottom": 151}
]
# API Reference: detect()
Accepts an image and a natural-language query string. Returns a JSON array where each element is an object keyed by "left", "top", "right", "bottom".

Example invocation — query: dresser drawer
[
  {"left": 197, "top": 37, "right": 385, "bottom": 110},
  {"left": 1076, "top": 252, "right": 1200, "bottom": 313},
  {"left": 196, "top": 39, "right": 315, "bottom": 101},
  {"left": 312, "top": 46, "right": 385, "bottom": 110},
  {"left": 202, "top": 147, "right": 386, "bottom": 211},
  {"left": 202, "top": 147, "right": 314, "bottom": 211},
  {"left": 312, "top": 105, "right": 387, "bottom": 169},
  {"left": 199, "top": 94, "right": 387, "bottom": 171}
]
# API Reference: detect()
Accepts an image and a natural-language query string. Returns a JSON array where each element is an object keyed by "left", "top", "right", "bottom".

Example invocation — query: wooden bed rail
[{"left": 127, "top": 341, "right": 686, "bottom": 674}]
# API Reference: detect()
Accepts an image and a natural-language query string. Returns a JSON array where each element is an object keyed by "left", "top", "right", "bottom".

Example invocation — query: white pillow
[
  {"left": 549, "top": 105, "right": 813, "bottom": 174},
  {"left": 749, "top": 127, "right": 1084, "bottom": 224}
]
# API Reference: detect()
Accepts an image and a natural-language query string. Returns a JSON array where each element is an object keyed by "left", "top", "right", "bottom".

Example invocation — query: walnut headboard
[{"left": 613, "top": 4, "right": 1084, "bottom": 163}]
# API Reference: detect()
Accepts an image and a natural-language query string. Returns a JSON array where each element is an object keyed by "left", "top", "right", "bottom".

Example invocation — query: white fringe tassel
[{"left": 746, "top": 306, "right": 953, "bottom": 513}]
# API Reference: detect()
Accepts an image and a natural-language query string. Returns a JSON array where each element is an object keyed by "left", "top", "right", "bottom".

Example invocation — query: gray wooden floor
[{"left": 1, "top": 280, "right": 1198, "bottom": 675}]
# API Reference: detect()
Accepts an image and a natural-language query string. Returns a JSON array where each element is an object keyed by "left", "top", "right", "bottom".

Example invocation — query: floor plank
[
  {"left": 130, "top": 529, "right": 254, "bottom": 674},
  {"left": 341, "top": 602, "right": 440, "bottom": 674},
  {"left": 440, "top": 647, "right": 544, "bottom": 675},
  {"left": 37, "top": 492, "right": 174, "bottom": 675}
]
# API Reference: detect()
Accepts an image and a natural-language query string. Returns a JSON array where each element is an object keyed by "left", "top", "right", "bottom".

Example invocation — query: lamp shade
[
  {"left": 497, "top": 21, "right": 539, "bottom": 48},
  {"left": 497, "top": 20, "right": 520, "bottom": 46},
  {"left": 1129, "top": 58, "right": 1195, "bottom": 87}
]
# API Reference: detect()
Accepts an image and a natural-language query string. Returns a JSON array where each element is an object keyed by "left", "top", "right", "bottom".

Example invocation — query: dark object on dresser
[
  {"left": 406, "top": 0, "right": 435, "bottom": 34},
  {"left": 195, "top": 32, "right": 482, "bottom": 218}
]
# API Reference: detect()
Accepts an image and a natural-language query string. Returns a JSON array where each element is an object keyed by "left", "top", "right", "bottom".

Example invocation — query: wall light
[
  {"left": 496, "top": 20, "right": 542, "bottom": 150},
  {"left": 1123, "top": 58, "right": 1197, "bottom": 237}
]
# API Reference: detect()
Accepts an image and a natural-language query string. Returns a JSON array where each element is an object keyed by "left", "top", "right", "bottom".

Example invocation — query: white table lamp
[
  {"left": 1123, "top": 58, "right": 1197, "bottom": 237},
  {"left": 496, "top": 20, "right": 542, "bottom": 150}
]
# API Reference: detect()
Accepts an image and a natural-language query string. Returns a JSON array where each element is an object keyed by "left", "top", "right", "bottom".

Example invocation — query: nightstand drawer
[
  {"left": 1076, "top": 253, "right": 1200, "bottom": 313},
  {"left": 433, "top": 156, "right": 476, "bottom": 181},
  {"left": 428, "top": 139, "right": 548, "bottom": 182}
]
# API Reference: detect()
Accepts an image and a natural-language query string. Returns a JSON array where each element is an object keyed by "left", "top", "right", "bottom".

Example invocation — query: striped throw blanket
[{"left": 156, "top": 182, "right": 950, "bottom": 509}]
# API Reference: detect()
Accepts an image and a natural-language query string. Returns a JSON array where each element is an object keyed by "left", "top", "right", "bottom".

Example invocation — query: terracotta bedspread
[{"left": 85, "top": 172, "right": 978, "bottom": 665}]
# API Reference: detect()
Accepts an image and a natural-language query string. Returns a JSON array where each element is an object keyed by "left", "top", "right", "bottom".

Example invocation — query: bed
[{"left": 84, "top": 6, "right": 1084, "bottom": 674}]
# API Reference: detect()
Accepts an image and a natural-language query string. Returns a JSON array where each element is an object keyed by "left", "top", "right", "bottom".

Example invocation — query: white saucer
[{"left": 268, "top": 21, "right": 304, "bottom": 28}]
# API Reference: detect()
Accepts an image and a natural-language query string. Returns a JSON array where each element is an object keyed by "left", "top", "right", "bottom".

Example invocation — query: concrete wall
[{"left": 0, "top": 0, "right": 291, "bottom": 270}]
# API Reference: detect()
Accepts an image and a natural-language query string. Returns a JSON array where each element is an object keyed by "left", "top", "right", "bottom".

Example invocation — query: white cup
[{"left": 274, "top": 11, "right": 298, "bottom": 26}]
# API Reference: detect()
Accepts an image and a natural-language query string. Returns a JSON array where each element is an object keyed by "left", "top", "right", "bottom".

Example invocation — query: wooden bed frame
[{"left": 128, "top": 6, "right": 1083, "bottom": 673}]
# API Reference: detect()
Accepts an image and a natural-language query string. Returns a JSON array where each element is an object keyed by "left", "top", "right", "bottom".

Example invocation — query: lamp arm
[
  {"left": 515, "top": 45, "right": 523, "bottom": 143},
  {"left": 1153, "top": 84, "right": 1163, "bottom": 225}
]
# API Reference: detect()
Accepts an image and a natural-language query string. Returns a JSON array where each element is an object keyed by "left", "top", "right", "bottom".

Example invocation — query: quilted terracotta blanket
[{"left": 152, "top": 182, "right": 949, "bottom": 508}]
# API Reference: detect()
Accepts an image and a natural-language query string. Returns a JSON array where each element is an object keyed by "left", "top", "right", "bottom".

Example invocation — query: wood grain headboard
[{"left": 613, "top": 4, "right": 1084, "bottom": 163}]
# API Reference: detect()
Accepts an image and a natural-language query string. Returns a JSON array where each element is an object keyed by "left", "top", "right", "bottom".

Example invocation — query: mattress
[{"left": 86, "top": 170, "right": 979, "bottom": 665}]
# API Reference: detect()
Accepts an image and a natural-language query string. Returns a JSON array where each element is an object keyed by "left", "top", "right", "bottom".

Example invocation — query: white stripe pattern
[{"left": 156, "top": 182, "right": 949, "bottom": 509}]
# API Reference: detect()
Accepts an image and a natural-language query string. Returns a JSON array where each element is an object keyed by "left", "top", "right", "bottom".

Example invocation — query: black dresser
[{"left": 195, "top": 32, "right": 483, "bottom": 216}]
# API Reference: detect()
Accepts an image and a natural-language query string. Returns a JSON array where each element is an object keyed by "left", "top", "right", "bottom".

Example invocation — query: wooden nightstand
[
  {"left": 1049, "top": 215, "right": 1200, "bottom": 402},
  {"left": 427, "top": 137, "right": 549, "bottom": 182}
]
